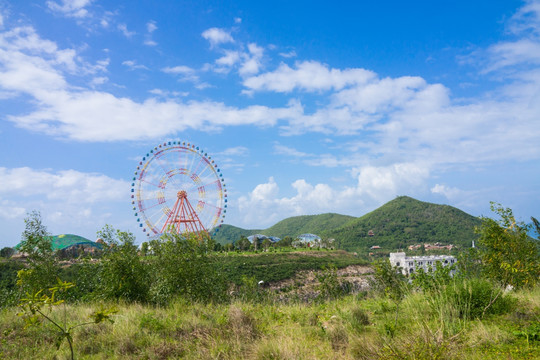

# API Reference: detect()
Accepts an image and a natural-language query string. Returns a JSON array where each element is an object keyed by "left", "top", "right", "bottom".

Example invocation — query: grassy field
[{"left": 1, "top": 276, "right": 538, "bottom": 359}]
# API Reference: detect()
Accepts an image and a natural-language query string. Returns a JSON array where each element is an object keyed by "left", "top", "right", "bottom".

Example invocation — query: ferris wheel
[{"left": 131, "top": 141, "right": 226, "bottom": 238}]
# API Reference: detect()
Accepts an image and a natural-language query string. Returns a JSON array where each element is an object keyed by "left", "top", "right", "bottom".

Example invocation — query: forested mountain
[
  {"left": 213, "top": 196, "right": 482, "bottom": 250},
  {"left": 324, "top": 196, "right": 481, "bottom": 251}
]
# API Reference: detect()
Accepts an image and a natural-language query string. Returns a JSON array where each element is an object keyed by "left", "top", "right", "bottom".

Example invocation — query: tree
[
  {"left": 140, "top": 241, "right": 149, "bottom": 256},
  {"left": 0, "top": 247, "right": 14, "bottom": 258},
  {"left": 213, "top": 242, "right": 223, "bottom": 252},
  {"left": 532, "top": 216, "right": 540, "bottom": 238},
  {"left": 476, "top": 203, "right": 540, "bottom": 289},
  {"left": 262, "top": 239, "right": 272, "bottom": 251},
  {"left": 96, "top": 225, "right": 150, "bottom": 302},
  {"left": 276, "top": 236, "right": 293, "bottom": 248},
  {"left": 17, "top": 211, "right": 59, "bottom": 294},
  {"left": 236, "top": 236, "right": 251, "bottom": 251}
]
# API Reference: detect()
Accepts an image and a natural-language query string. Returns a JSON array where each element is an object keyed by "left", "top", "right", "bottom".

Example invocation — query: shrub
[
  {"left": 349, "top": 307, "right": 370, "bottom": 332},
  {"left": 234, "top": 275, "right": 268, "bottom": 303},
  {"left": 95, "top": 225, "right": 150, "bottom": 302},
  {"left": 447, "top": 277, "right": 516, "bottom": 319},
  {"left": 476, "top": 203, "right": 540, "bottom": 289},
  {"left": 149, "top": 233, "right": 229, "bottom": 305},
  {"left": 316, "top": 265, "right": 352, "bottom": 300}
]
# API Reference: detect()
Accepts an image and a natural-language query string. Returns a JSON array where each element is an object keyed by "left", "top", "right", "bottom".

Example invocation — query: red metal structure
[{"left": 161, "top": 190, "right": 207, "bottom": 236}]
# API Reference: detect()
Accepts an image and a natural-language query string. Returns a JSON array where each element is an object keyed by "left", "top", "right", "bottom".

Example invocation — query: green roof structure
[{"left": 15, "top": 234, "right": 103, "bottom": 252}]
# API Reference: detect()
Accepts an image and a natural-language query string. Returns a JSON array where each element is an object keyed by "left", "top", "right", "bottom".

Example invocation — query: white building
[{"left": 389, "top": 252, "right": 457, "bottom": 276}]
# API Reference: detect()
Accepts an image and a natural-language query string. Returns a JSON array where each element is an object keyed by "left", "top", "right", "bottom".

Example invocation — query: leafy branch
[{"left": 17, "top": 273, "right": 117, "bottom": 360}]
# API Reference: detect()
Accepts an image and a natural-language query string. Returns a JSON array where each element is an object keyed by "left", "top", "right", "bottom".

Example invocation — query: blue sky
[{"left": 1, "top": 0, "right": 539, "bottom": 247}]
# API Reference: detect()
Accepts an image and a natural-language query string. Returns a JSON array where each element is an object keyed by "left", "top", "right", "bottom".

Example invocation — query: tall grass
[{"left": 0, "top": 284, "right": 538, "bottom": 359}]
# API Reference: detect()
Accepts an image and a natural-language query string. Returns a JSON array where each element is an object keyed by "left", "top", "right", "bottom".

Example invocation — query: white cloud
[
  {"left": 0, "top": 24, "right": 301, "bottom": 141},
  {"left": 243, "top": 61, "right": 376, "bottom": 92},
  {"left": 352, "top": 163, "right": 430, "bottom": 202},
  {"left": 484, "top": 39, "right": 540, "bottom": 72},
  {"left": 0, "top": 167, "right": 127, "bottom": 204},
  {"left": 0, "top": 200, "right": 25, "bottom": 219},
  {"left": 47, "top": 0, "right": 93, "bottom": 18},
  {"left": 162, "top": 65, "right": 200, "bottom": 83},
  {"left": 202, "top": 27, "right": 234, "bottom": 47},
  {"left": 147, "top": 20, "right": 157, "bottom": 33},
  {"left": 7, "top": 91, "right": 301, "bottom": 141},
  {"left": 0, "top": 167, "right": 129, "bottom": 243},
  {"left": 273, "top": 144, "right": 309, "bottom": 158},
  {"left": 90, "top": 76, "right": 107, "bottom": 86},
  {"left": 118, "top": 23, "right": 135, "bottom": 38},
  {"left": 220, "top": 146, "right": 249, "bottom": 156},
  {"left": 144, "top": 22, "right": 158, "bottom": 46},
  {"left": 236, "top": 162, "right": 430, "bottom": 227},
  {"left": 148, "top": 88, "right": 189, "bottom": 98},
  {"left": 162, "top": 65, "right": 195, "bottom": 75},
  {"left": 210, "top": 43, "right": 264, "bottom": 76},
  {"left": 239, "top": 43, "right": 264, "bottom": 76},
  {"left": 431, "top": 184, "right": 463, "bottom": 200},
  {"left": 279, "top": 50, "right": 297, "bottom": 58},
  {"left": 216, "top": 50, "right": 241, "bottom": 67},
  {"left": 122, "top": 60, "right": 148, "bottom": 71},
  {"left": 508, "top": 0, "right": 540, "bottom": 36}
]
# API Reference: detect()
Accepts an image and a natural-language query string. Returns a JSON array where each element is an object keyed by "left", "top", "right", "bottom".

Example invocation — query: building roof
[
  {"left": 15, "top": 234, "right": 103, "bottom": 252},
  {"left": 296, "top": 233, "right": 321, "bottom": 242},
  {"left": 247, "top": 234, "right": 281, "bottom": 243}
]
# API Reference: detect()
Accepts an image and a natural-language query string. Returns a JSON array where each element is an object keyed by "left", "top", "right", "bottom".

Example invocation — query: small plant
[
  {"left": 349, "top": 307, "right": 370, "bottom": 332},
  {"left": 514, "top": 323, "right": 540, "bottom": 347},
  {"left": 235, "top": 275, "right": 267, "bottom": 303},
  {"left": 17, "top": 274, "right": 117, "bottom": 360},
  {"left": 316, "top": 264, "right": 351, "bottom": 300},
  {"left": 371, "top": 260, "right": 408, "bottom": 334}
]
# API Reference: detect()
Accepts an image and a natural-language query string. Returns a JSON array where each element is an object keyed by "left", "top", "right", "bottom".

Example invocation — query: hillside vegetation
[
  {"left": 215, "top": 196, "right": 481, "bottom": 252},
  {"left": 264, "top": 213, "right": 355, "bottom": 239},
  {"left": 213, "top": 213, "right": 354, "bottom": 244},
  {"left": 325, "top": 196, "right": 481, "bottom": 251}
]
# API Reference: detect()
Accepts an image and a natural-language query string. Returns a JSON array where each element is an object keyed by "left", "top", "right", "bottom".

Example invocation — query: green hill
[
  {"left": 213, "top": 213, "right": 355, "bottom": 244},
  {"left": 212, "top": 224, "right": 261, "bottom": 245},
  {"left": 213, "top": 197, "right": 482, "bottom": 250},
  {"left": 264, "top": 213, "right": 355, "bottom": 238},
  {"left": 324, "top": 196, "right": 481, "bottom": 251}
]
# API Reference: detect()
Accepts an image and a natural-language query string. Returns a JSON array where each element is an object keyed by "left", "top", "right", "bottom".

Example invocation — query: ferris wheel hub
[{"left": 177, "top": 190, "right": 187, "bottom": 199}]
